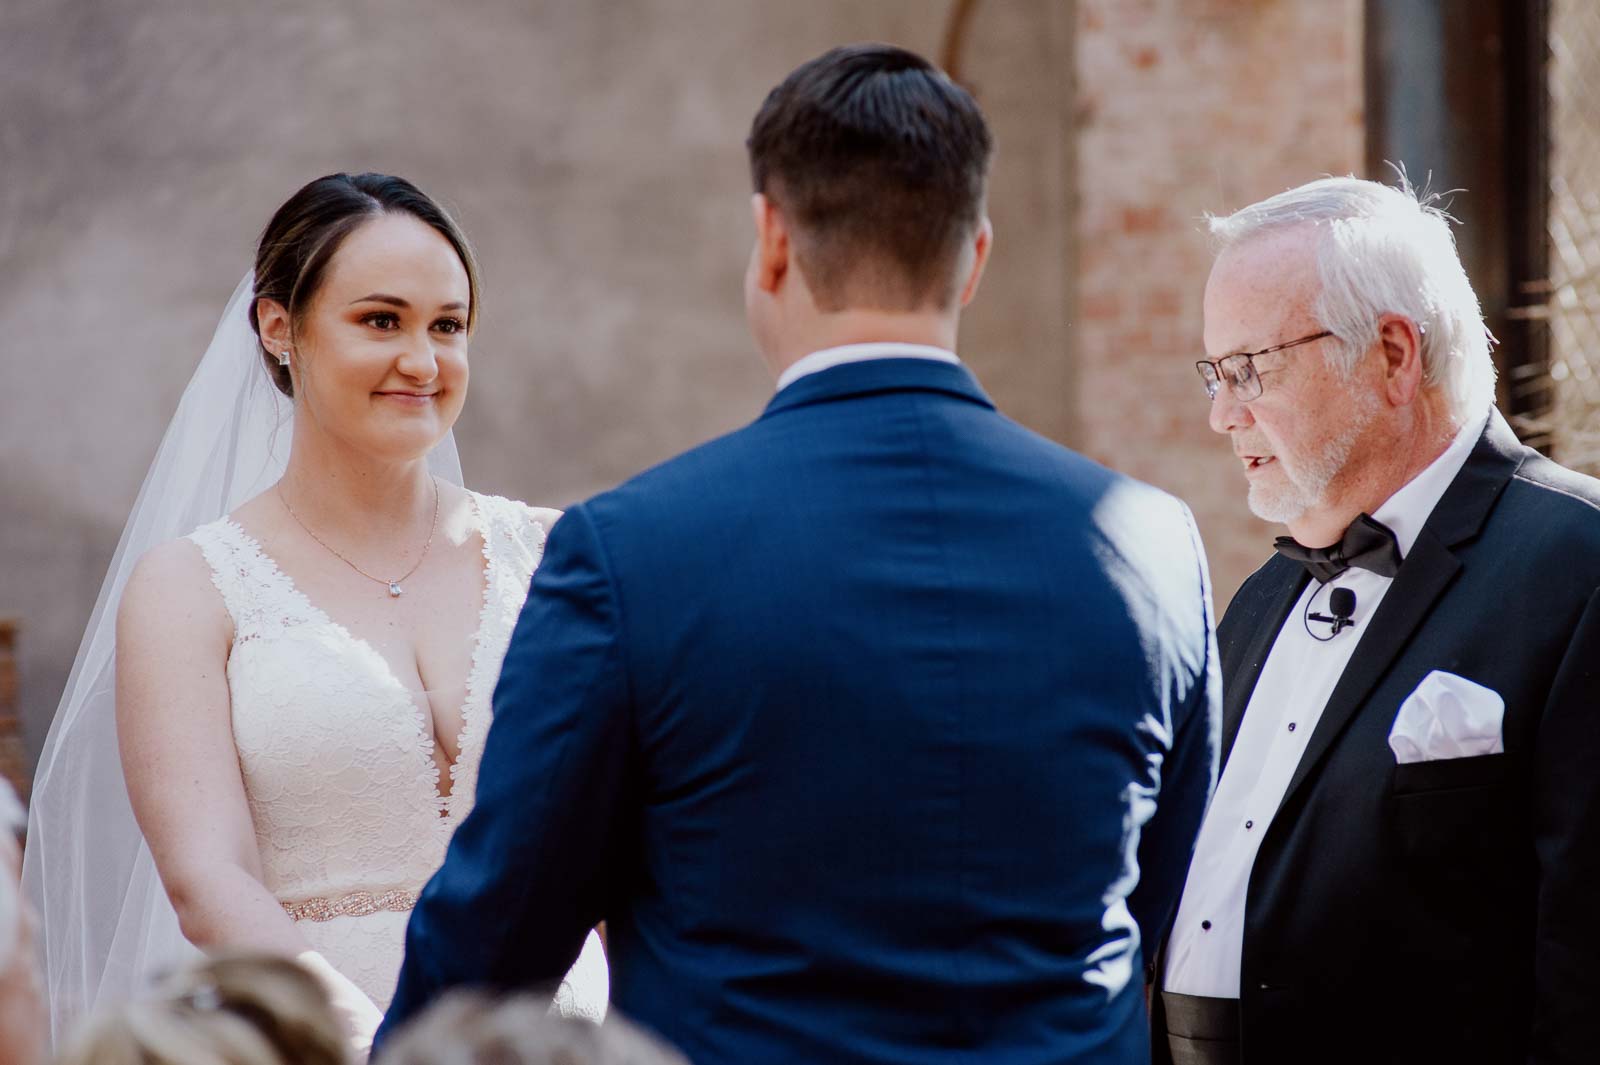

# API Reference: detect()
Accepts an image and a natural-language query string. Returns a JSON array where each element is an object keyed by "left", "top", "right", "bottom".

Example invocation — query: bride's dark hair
[{"left": 249, "top": 173, "right": 481, "bottom": 398}]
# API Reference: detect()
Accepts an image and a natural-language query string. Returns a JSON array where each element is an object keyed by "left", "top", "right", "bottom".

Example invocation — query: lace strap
[
  {"left": 440, "top": 494, "right": 554, "bottom": 814},
  {"left": 185, "top": 519, "right": 309, "bottom": 641},
  {"left": 474, "top": 493, "right": 551, "bottom": 589},
  {"left": 473, "top": 493, "right": 548, "bottom": 641},
  {"left": 185, "top": 519, "right": 259, "bottom": 627}
]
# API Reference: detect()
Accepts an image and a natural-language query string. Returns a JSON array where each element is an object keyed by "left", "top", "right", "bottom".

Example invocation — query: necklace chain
[{"left": 276, "top": 476, "right": 440, "bottom": 598}]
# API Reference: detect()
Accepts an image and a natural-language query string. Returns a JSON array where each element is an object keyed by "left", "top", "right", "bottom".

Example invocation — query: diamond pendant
[{"left": 388, "top": 582, "right": 403, "bottom": 598}]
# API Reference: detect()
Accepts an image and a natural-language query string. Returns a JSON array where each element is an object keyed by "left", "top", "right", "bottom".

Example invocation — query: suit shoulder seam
[{"left": 1509, "top": 471, "right": 1600, "bottom": 515}]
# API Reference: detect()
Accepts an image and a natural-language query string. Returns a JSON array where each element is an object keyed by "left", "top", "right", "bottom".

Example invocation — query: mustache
[{"left": 1232, "top": 436, "right": 1273, "bottom": 458}]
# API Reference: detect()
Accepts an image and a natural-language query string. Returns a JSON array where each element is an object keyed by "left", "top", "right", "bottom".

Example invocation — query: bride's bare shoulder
[
  {"left": 525, "top": 504, "right": 564, "bottom": 532},
  {"left": 513, "top": 502, "right": 564, "bottom": 545},
  {"left": 118, "top": 534, "right": 230, "bottom": 636}
]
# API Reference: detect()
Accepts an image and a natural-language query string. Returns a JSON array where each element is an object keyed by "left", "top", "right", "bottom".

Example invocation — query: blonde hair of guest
[
  {"left": 376, "top": 991, "right": 688, "bottom": 1065},
  {"left": 56, "top": 952, "right": 347, "bottom": 1065}
]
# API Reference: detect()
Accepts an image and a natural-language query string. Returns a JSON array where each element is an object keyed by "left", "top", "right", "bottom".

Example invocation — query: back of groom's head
[{"left": 747, "top": 44, "right": 993, "bottom": 312}]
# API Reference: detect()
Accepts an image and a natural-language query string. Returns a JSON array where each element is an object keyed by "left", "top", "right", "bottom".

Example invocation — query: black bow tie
[{"left": 1272, "top": 513, "right": 1403, "bottom": 583}]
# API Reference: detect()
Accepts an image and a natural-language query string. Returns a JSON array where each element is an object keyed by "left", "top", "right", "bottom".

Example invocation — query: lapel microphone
[{"left": 1306, "top": 587, "right": 1358, "bottom": 640}]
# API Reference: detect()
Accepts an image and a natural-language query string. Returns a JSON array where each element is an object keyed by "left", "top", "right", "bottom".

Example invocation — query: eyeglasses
[{"left": 1195, "top": 330, "right": 1333, "bottom": 401}]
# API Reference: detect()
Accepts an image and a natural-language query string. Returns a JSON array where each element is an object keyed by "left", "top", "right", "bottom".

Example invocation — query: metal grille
[{"left": 1547, "top": 0, "right": 1600, "bottom": 471}]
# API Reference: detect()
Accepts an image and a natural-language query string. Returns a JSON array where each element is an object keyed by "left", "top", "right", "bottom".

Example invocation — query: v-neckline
[{"left": 221, "top": 491, "right": 495, "bottom": 814}]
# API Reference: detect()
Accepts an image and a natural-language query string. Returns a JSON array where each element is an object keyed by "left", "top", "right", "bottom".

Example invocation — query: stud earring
[{"left": 277, "top": 350, "right": 291, "bottom": 367}]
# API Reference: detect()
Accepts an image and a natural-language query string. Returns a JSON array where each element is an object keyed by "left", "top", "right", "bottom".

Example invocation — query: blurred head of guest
[
  {"left": 1197, "top": 175, "right": 1497, "bottom": 547},
  {"left": 375, "top": 992, "right": 688, "bottom": 1065},
  {"left": 743, "top": 43, "right": 995, "bottom": 375},
  {"left": 249, "top": 172, "right": 481, "bottom": 466},
  {"left": 0, "top": 779, "right": 43, "bottom": 1065},
  {"left": 55, "top": 953, "right": 347, "bottom": 1065}
]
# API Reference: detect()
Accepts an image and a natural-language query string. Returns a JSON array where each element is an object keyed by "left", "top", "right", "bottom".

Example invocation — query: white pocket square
[{"left": 1387, "top": 670, "right": 1505, "bottom": 765}]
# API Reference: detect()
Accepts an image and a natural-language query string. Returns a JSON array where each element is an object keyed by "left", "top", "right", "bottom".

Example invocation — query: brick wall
[
  {"left": 1074, "top": 0, "right": 1365, "bottom": 605},
  {"left": 0, "top": 619, "right": 26, "bottom": 803}
]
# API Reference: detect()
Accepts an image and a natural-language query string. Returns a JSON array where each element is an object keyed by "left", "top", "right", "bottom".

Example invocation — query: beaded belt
[{"left": 281, "top": 888, "right": 418, "bottom": 923}]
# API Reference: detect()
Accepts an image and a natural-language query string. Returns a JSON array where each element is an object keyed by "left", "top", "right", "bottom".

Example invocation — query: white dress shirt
[
  {"left": 775, "top": 342, "right": 960, "bottom": 392},
  {"left": 1162, "top": 413, "right": 1488, "bottom": 998}
]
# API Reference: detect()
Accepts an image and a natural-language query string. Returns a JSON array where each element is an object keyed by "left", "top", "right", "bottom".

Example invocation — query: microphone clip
[
  {"left": 1307, "top": 610, "right": 1355, "bottom": 635},
  {"left": 1304, "top": 586, "right": 1358, "bottom": 641}
]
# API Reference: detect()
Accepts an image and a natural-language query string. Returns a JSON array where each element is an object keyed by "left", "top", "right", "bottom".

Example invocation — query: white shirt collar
[
  {"left": 1371, "top": 410, "right": 1490, "bottom": 558},
  {"left": 775, "top": 342, "right": 960, "bottom": 392}
]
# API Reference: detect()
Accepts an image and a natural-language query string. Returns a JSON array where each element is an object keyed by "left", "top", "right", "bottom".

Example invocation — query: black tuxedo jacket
[{"left": 1154, "top": 411, "right": 1600, "bottom": 1065}]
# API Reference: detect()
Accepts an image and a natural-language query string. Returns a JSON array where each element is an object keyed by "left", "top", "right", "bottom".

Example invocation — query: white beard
[{"left": 1247, "top": 390, "right": 1380, "bottom": 524}]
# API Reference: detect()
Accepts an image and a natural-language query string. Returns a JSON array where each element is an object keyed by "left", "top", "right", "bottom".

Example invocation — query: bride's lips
[{"left": 375, "top": 391, "right": 438, "bottom": 407}]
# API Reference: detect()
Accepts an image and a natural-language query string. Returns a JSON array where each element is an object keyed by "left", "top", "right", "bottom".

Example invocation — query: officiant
[{"left": 1150, "top": 176, "right": 1600, "bottom": 1065}]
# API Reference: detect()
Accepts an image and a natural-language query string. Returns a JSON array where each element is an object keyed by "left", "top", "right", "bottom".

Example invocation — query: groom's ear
[
  {"left": 751, "top": 194, "right": 790, "bottom": 295},
  {"left": 956, "top": 217, "right": 994, "bottom": 309}
]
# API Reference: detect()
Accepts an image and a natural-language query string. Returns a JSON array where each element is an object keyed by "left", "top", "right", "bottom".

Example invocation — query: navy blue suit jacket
[{"left": 378, "top": 358, "right": 1221, "bottom": 1063}]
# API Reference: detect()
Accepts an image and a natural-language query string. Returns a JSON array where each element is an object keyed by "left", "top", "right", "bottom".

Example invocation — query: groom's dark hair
[{"left": 747, "top": 44, "right": 993, "bottom": 312}]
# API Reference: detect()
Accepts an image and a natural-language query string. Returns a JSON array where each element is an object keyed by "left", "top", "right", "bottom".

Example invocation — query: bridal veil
[{"left": 21, "top": 275, "right": 463, "bottom": 1047}]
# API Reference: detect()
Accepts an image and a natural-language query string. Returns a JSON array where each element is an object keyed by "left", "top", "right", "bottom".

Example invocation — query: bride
[{"left": 23, "top": 173, "right": 607, "bottom": 1052}]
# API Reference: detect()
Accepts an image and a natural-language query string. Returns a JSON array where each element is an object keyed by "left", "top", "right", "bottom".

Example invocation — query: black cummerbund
[{"left": 1161, "top": 990, "right": 1241, "bottom": 1065}]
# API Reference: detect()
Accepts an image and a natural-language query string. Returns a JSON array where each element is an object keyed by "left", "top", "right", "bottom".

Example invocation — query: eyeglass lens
[
  {"left": 1198, "top": 356, "right": 1260, "bottom": 400},
  {"left": 1221, "top": 356, "right": 1257, "bottom": 398}
]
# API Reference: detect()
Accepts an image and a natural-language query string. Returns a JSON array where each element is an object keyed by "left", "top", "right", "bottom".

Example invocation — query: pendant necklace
[{"left": 277, "top": 476, "right": 440, "bottom": 599}]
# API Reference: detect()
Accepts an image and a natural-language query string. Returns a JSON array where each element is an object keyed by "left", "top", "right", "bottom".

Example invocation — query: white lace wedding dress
[{"left": 184, "top": 490, "right": 607, "bottom": 1015}]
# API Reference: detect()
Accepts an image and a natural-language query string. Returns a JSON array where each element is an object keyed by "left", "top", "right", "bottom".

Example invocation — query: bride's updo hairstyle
[
  {"left": 249, "top": 172, "right": 481, "bottom": 398},
  {"left": 56, "top": 953, "right": 348, "bottom": 1065}
]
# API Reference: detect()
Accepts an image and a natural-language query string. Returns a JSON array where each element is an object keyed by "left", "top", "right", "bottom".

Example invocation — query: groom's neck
[{"left": 765, "top": 307, "right": 961, "bottom": 381}]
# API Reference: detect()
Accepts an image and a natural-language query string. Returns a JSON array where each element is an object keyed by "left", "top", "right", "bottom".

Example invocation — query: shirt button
[
  {"left": 1201, "top": 920, "right": 1212, "bottom": 931},
  {"left": 1288, "top": 722, "right": 1297, "bottom": 732},
  {"left": 1245, "top": 820, "right": 1254, "bottom": 830}
]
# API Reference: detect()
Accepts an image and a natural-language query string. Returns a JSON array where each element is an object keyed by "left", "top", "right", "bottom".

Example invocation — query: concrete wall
[
  {"left": 0, "top": 1, "right": 1076, "bottom": 766},
  {"left": 2, "top": 1, "right": 1370, "bottom": 777}
]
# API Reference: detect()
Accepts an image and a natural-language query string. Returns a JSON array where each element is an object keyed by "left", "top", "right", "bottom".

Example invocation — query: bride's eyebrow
[{"left": 348, "top": 294, "right": 467, "bottom": 312}]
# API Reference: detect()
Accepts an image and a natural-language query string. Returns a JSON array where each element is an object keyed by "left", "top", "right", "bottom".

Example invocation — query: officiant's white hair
[{"left": 1207, "top": 174, "right": 1496, "bottom": 422}]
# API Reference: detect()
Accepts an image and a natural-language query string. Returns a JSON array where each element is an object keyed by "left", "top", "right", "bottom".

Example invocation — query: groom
[{"left": 377, "top": 44, "right": 1220, "bottom": 1063}]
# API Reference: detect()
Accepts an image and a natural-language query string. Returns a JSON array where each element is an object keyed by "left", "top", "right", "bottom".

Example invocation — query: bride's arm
[
  {"left": 116, "top": 541, "right": 381, "bottom": 1047},
  {"left": 116, "top": 541, "right": 303, "bottom": 954}
]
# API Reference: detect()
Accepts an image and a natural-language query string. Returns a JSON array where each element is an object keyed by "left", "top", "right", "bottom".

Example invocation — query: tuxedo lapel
[
  {"left": 1220, "top": 557, "right": 1308, "bottom": 768},
  {"left": 1274, "top": 411, "right": 1527, "bottom": 811}
]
